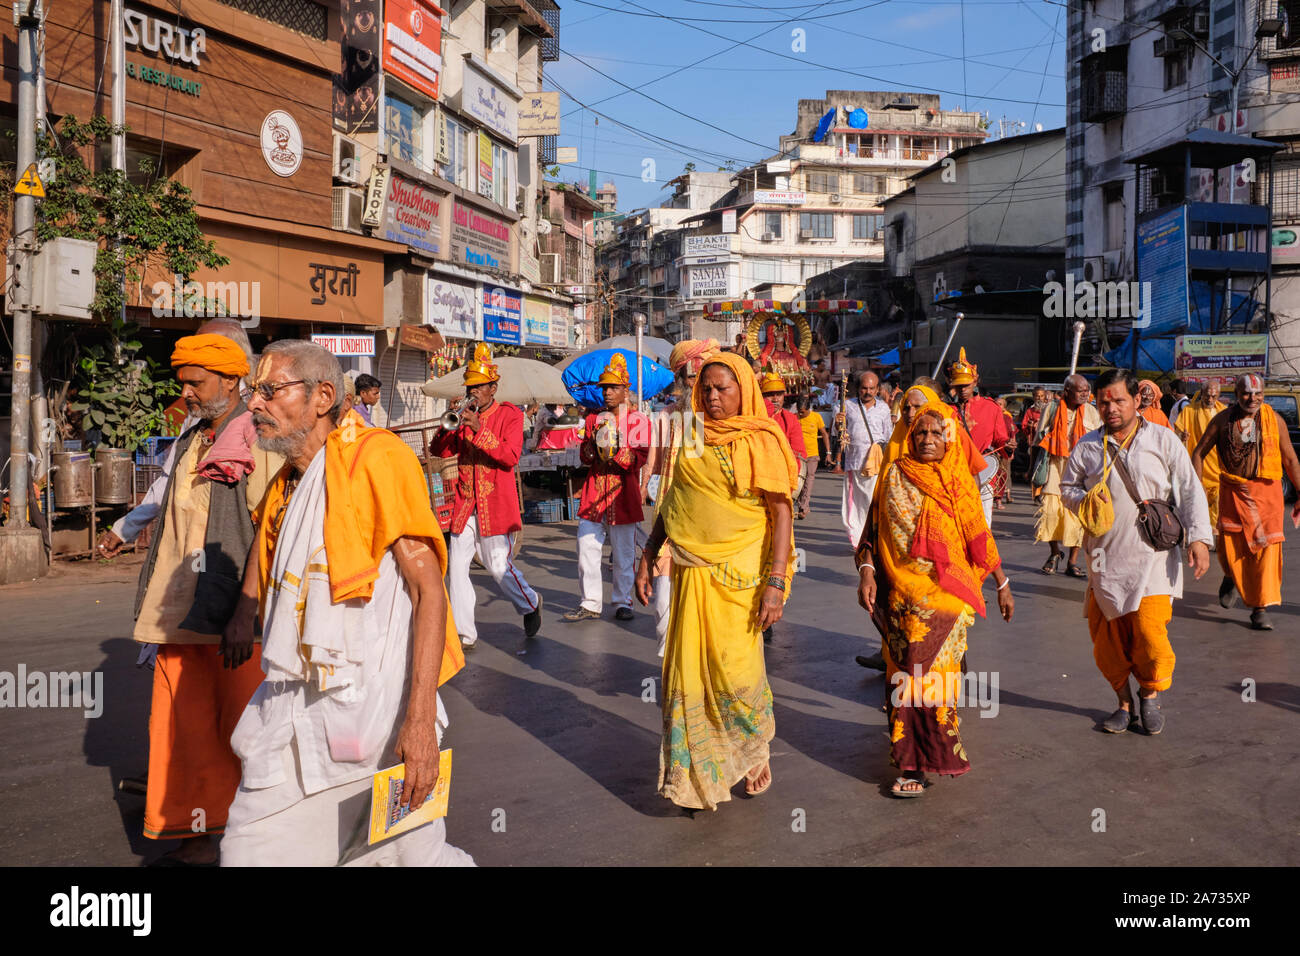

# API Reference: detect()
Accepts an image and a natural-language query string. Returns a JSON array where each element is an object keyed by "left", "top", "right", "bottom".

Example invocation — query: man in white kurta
[
  {"left": 219, "top": 340, "right": 473, "bottom": 867},
  {"left": 1060, "top": 369, "right": 1212, "bottom": 737},
  {"left": 838, "top": 371, "right": 894, "bottom": 547}
]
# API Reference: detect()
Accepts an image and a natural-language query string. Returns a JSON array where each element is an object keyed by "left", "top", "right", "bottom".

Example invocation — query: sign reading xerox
[{"left": 482, "top": 285, "right": 522, "bottom": 345}]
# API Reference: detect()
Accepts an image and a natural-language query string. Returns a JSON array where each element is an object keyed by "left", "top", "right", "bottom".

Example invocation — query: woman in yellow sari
[
  {"left": 635, "top": 351, "right": 798, "bottom": 810},
  {"left": 856, "top": 403, "right": 1014, "bottom": 797}
]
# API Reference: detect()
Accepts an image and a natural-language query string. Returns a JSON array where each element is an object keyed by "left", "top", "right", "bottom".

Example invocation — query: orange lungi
[
  {"left": 1086, "top": 591, "right": 1175, "bottom": 693},
  {"left": 1217, "top": 476, "right": 1285, "bottom": 608},
  {"left": 144, "top": 644, "right": 265, "bottom": 840}
]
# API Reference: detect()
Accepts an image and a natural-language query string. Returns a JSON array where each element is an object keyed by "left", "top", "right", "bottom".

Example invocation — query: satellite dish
[{"left": 537, "top": 219, "right": 552, "bottom": 235}]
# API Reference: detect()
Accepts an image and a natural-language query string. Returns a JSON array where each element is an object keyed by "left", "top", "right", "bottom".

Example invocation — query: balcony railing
[{"left": 1082, "top": 69, "right": 1126, "bottom": 123}]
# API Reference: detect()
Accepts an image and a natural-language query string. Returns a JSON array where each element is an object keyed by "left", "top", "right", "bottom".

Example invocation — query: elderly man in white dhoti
[{"left": 219, "top": 340, "right": 473, "bottom": 867}]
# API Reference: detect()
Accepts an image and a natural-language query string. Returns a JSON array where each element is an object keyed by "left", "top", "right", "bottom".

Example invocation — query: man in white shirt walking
[
  {"left": 1061, "top": 369, "right": 1212, "bottom": 737},
  {"left": 837, "top": 370, "right": 894, "bottom": 548}
]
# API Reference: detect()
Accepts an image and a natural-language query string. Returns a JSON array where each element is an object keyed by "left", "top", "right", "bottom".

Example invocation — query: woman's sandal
[
  {"left": 890, "top": 775, "right": 926, "bottom": 798},
  {"left": 1041, "top": 553, "right": 1061, "bottom": 575},
  {"left": 745, "top": 762, "right": 772, "bottom": 796},
  {"left": 1065, "top": 564, "right": 1087, "bottom": 579}
]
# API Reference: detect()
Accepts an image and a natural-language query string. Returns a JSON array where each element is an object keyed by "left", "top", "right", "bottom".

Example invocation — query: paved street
[{"left": 1, "top": 472, "right": 1297, "bottom": 867}]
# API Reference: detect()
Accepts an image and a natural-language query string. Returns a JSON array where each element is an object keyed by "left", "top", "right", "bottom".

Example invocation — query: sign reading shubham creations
[
  {"left": 1174, "top": 335, "right": 1269, "bottom": 377},
  {"left": 482, "top": 285, "right": 522, "bottom": 345},
  {"left": 382, "top": 173, "right": 442, "bottom": 255}
]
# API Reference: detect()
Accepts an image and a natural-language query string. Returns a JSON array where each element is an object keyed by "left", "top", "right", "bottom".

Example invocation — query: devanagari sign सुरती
[{"left": 308, "top": 261, "right": 361, "bottom": 305}]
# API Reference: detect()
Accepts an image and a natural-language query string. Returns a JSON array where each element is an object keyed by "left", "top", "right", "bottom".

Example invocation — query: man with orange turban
[
  {"left": 1191, "top": 373, "right": 1300, "bottom": 631},
  {"left": 133, "top": 331, "right": 280, "bottom": 865},
  {"left": 565, "top": 353, "right": 651, "bottom": 622},
  {"left": 429, "top": 344, "right": 541, "bottom": 649}
]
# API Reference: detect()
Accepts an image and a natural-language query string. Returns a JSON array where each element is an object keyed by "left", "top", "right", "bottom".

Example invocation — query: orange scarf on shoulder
[
  {"left": 1039, "top": 399, "right": 1088, "bottom": 458},
  {"left": 254, "top": 422, "right": 464, "bottom": 687},
  {"left": 892, "top": 403, "right": 1001, "bottom": 616}
]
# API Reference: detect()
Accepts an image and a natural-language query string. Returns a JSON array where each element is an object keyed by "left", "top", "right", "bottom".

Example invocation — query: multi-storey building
[
  {"left": 887, "top": 129, "right": 1067, "bottom": 391},
  {"left": 594, "top": 180, "right": 618, "bottom": 244},
  {"left": 1069, "top": 0, "right": 1294, "bottom": 377},
  {"left": 674, "top": 90, "right": 986, "bottom": 345},
  {"left": 538, "top": 180, "right": 600, "bottom": 348}
]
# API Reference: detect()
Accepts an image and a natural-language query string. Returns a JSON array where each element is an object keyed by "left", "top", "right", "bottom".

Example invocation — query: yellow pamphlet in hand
[{"left": 368, "top": 750, "right": 452, "bottom": 845}]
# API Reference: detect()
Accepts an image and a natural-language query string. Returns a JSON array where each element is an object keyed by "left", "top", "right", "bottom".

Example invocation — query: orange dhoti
[
  {"left": 145, "top": 644, "right": 265, "bottom": 840},
  {"left": 1217, "top": 476, "right": 1285, "bottom": 608},
  {"left": 1086, "top": 591, "right": 1175, "bottom": 693}
]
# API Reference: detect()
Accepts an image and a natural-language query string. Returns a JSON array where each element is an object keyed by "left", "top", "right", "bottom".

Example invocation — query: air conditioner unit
[
  {"left": 761, "top": 232, "right": 777, "bottom": 242},
  {"left": 1191, "top": 12, "right": 1209, "bottom": 36},
  {"left": 540, "top": 253, "right": 561, "bottom": 284},
  {"left": 332, "top": 186, "right": 364, "bottom": 233},
  {"left": 332, "top": 134, "right": 363, "bottom": 185},
  {"left": 799, "top": 229, "right": 815, "bottom": 239},
  {"left": 829, "top": 193, "right": 842, "bottom": 203},
  {"left": 1153, "top": 36, "right": 1181, "bottom": 58}
]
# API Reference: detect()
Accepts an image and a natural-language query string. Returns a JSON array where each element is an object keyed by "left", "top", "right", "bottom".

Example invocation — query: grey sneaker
[
  {"left": 562, "top": 607, "right": 600, "bottom": 622},
  {"left": 1139, "top": 697, "right": 1165, "bottom": 735},
  {"left": 1101, "top": 707, "right": 1134, "bottom": 734}
]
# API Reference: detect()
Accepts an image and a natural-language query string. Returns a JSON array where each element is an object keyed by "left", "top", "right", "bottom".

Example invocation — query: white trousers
[
  {"left": 577, "top": 518, "right": 637, "bottom": 612},
  {"left": 221, "top": 735, "right": 475, "bottom": 867},
  {"left": 841, "top": 471, "right": 879, "bottom": 548},
  {"left": 447, "top": 514, "right": 539, "bottom": 642},
  {"left": 653, "top": 574, "right": 671, "bottom": 657}
]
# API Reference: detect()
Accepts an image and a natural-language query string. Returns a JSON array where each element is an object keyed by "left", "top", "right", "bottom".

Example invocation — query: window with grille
[
  {"left": 214, "top": 0, "right": 327, "bottom": 40},
  {"left": 806, "top": 171, "right": 838, "bottom": 193},
  {"left": 540, "top": 135, "right": 556, "bottom": 165},
  {"left": 1258, "top": 159, "right": 1300, "bottom": 221},
  {"left": 799, "top": 212, "right": 833, "bottom": 238},
  {"left": 540, "top": 3, "right": 560, "bottom": 61}
]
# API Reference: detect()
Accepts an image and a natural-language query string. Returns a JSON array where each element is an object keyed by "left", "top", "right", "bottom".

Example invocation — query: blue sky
[{"left": 544, "top": 0, "right": 1067, "bottom": 211}]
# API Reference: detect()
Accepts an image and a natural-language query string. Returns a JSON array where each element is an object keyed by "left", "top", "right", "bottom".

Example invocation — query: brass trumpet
[{"left": 440, "top": 396, "right": 478, "bottom": 430}]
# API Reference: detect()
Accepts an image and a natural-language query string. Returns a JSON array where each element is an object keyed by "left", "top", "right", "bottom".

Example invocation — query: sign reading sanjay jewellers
[
  {"left": 450, "top": 200, "right": 512, "bottom": 272},
  {"left": 383, "top": 173, "right": 442, "bottom": 255}
]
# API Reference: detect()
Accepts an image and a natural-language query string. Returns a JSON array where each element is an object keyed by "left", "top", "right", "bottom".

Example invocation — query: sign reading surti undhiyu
[{"left": 312, "top": 333, "right": 375, "bottom": 356}]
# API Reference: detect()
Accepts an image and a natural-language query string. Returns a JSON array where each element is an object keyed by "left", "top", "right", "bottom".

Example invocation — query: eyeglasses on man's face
[{"left": 251, "top": 379, "right": 308, "bottom": 401}]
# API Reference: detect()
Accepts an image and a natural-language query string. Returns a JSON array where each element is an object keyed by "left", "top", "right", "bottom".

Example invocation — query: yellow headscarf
[{"left": 693, "top": 351, "right": 800, "bottom": 496}]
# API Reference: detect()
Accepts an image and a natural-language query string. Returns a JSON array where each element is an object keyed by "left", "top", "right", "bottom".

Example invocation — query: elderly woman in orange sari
[
  {"left": 635, "top": 351, "right": 798, "bottom": 810},
  {"left": 855, "top": 403, "right": 1014, "bottom": 797}
]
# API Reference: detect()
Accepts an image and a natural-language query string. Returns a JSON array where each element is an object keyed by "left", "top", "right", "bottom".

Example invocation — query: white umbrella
[
  {"left": 556, "top": 334, "right": 673, "bottom": 371},
  {"left": 421, "top": 356, "right": 573, "bottom": 405}
]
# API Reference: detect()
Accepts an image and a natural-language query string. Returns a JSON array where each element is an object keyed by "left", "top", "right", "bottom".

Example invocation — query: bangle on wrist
[
  {"left": 859, "top": 562, "right": 875, "bottom": 574},
  {"left": 996, "top": 577, "right": 1010, "bottom": 591},
  {"left": 766, "top": 575, "right": 786, "bottom": 592}
]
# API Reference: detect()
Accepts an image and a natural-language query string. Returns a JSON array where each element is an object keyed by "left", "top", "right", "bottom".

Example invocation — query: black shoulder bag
[{"left": 1110, "top": 442, "right": 1185, "bottom": 551}]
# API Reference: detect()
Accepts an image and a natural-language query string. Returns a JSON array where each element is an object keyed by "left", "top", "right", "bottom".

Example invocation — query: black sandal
[
  {"left": 1041, "top": 553, "right": 1061, "bottom": 575},
  {"left": 1065, "top": 564, "right": 1087, "bottom": 579}
]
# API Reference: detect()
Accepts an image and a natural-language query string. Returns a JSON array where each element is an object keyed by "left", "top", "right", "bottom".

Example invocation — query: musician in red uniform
[
  {"left": 946, "top": 348, "right": 1010, "bottom": 527},
  {"left": 564, "top": 353, "right": 651, "bottom": 622},
  {"left": 759, "top": 369, "right": 807, "bottom": 460},
  {"left": 429, "top": 344, "right": 541, "bottom": 648}
]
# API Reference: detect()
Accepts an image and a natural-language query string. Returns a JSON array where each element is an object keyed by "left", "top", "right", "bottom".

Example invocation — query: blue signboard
[
  {"left": 1134, "top": 206, "right": 1189, "bottom": 332},
  {"left": 482, "top": 285, "right": 522, "bottom": 345}
]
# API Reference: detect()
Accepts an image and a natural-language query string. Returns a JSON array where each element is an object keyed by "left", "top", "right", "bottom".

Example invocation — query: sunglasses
[{"left": 252, "top": 380, "right": 308, "bottom": 401}]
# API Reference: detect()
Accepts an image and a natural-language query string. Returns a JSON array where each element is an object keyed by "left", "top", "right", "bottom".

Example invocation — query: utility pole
[{"left": 2, "top": 0, "right": 48, "bottom": 582}]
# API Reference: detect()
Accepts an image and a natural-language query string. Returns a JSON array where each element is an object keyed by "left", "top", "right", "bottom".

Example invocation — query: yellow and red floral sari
[{"left": 858, "top": 403, "right": 1001, "bottom": 777}]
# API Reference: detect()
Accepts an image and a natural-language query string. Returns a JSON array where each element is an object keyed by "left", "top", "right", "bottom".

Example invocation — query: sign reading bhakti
[
  {"left": 450, "top": 199, "right": 511, "bottom": 272},
  {"left": 482, "top": 285, "right": 522, "bottom": 345},
  {"left": 382, "top": 172, "right": 442, "bottom": 255},
  {"left": 382, "top": 0, "right": 444, "bottom": 100}
]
